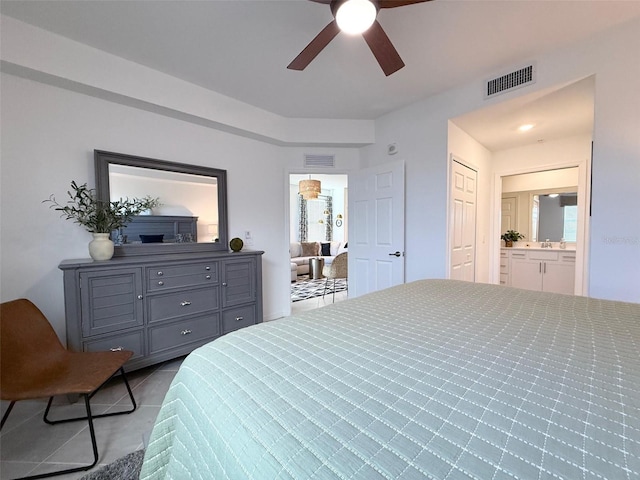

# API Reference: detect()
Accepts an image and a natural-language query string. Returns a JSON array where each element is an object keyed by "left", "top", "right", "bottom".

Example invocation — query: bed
[{"left": 140, "top": 279, "right": 640, "bottom": 479}]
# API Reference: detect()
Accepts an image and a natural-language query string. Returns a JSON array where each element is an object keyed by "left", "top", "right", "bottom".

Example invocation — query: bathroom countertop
[{"left": 502, "top": 246, "right": 576, "bottom": 252}]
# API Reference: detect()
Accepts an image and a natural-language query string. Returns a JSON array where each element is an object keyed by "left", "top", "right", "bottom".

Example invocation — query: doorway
[
  {"left": 495, "top": 161, "right": 590, "bottom": 295},
  {"left": 449, "top": 76, "right": 594, "bottom": 291},
  {"left": 287, "top": 174, "right": 349, "bottom": 314}
]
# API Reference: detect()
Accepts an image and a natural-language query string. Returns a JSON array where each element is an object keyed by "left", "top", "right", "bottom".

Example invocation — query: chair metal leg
[
  {"left": 13, "top": 394, "right": 96, "bottom": 480},
  {"left": 7, "top": 368, "right": 137, "bottom": 480},
  {"left": 1, "top": 401, "right": 16, "bottom": 430},
  {"left": 43, "top": 367, "right": 136, "bottom": 425},
  {"left": 323, "top": 277, "right": 330, "bottom": 298},
  {"left": 332, "top": 279, "right": 336, "bottom": 303}
]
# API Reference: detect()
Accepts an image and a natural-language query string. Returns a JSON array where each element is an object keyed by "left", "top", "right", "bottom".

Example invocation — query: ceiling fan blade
[
  {"left": 308, "top": 0, "right": 332, "bottom": 4},
  {"left": 288, "top": 20, "right": 341, "bottom": 71},
  {"left": 362, "top": 19, "right": 405, "bottom": 76},
  {"left": 378, "top": 0, "right": 432, "bottom": 8}
]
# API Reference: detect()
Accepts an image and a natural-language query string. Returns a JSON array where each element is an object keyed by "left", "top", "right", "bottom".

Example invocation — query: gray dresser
[{"left": 59, "top": 250, "right": 263, "bottom": 371}]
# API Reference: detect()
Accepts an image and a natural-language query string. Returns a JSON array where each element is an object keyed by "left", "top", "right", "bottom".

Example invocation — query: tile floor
[
  {"left": 0, "top": 357, "right": 184, "bottom": 480},
  {"left": 0, "top": 286, "right": 346, "bottom": 480}
]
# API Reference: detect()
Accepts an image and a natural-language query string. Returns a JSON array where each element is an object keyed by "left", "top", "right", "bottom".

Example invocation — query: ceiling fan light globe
[{"left": 336, "top": 0, "right": 377, "bottom": 35}]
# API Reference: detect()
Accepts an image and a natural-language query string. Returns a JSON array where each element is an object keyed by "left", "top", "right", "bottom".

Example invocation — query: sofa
[{"left": 290, "top": 241, "right": 347, "bottom": 280}]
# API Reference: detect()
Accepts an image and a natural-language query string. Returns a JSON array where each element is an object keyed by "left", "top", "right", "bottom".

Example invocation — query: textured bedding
[{"left": 140, "top": 279, "right": 640, "bottom": 479}]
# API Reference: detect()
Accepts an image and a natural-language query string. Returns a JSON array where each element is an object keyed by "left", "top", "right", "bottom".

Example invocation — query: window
[{"left": 563, "top": 205, "right": 578, "bottom": 242}]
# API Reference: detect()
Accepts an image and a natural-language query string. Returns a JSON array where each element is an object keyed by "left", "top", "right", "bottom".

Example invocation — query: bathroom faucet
[{"left": 541, "top": 239, "right": 552, "bottom": 248}]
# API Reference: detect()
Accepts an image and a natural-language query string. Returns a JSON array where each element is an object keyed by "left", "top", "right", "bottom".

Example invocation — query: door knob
[{"left": 388, "top": 251, "right": 401, "bottom": 257}]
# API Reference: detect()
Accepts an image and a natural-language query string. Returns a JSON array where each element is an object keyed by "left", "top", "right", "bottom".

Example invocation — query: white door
[
  {"left": 501, "top": 196, "right": 517, "bottom": 233},
  {"left": 450, "top": 160, "right": 477, "bottom": 282},
  {"left": 348, "top": 161, "right": 405, "bottom": 297}
]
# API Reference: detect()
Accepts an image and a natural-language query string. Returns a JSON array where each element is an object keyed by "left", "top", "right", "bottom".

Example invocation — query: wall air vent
[
  {"left": 304, "top": 154, "right": 335, "bottom": 168},
  {"left": 485, "top": 64, "right": 535, "bottom": 98}
]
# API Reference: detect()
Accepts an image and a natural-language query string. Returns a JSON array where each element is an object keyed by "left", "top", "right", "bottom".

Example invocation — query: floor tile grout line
[{"left": 0, "top": 402, "right": 47, "bottom": 437}]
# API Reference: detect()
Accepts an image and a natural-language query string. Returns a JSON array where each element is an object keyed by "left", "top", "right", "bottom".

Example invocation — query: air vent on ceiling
[
  {"left": 304, "top": 154, "right": 335, "bottom": 168},
  {"left": 485, "top": 64, "right": 535, "bottom": 98}
]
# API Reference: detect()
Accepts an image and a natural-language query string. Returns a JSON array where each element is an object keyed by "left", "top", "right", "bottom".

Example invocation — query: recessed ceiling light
[{"left": 518, "top": 124, "right": 535, "bottom": 132}]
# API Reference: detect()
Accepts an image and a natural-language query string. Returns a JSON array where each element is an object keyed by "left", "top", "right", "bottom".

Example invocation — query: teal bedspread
[{"left": 140, "top": 279, "right": 640, "bottom": 479}]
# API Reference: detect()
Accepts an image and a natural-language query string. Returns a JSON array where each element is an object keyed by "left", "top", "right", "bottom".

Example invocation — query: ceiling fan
[{"left": 288, "top": 0, "right": 432, "bottom": 76}]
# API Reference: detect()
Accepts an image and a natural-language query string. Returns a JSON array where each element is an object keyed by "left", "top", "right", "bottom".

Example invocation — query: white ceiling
[{"left": 2, "top": 0, "right": 639, "bottom": 149}]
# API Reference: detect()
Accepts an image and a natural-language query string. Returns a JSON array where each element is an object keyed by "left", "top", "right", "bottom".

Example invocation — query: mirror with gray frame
[{"left": 95, "top": 150, "right": 228, "bottom": 256}]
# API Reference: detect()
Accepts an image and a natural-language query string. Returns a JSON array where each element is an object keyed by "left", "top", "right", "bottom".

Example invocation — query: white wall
[
  {"left": 502, "top": 168, "right": 579, "bottom": 193},
  {"left": 0, "top": 73, "right": 359, "bottom": 339},
  {"left": 2, "top": 14, "right": 638, "bottom": 348},
  {"left": 362, "top": 18, "right": 640, "bottom": 303}
]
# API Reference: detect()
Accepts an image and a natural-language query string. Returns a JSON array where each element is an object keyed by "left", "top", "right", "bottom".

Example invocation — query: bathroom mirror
[
  {"left": 531, "top": 191, "right": 578, "bottom": 242},
  {"left": 95, "top": 150, "right": 228, "bottom": 256},
  {"left": 501, "top": 167, "right": 579, "bottom": 244},
  {"left": 501, "top": 188, "right": 577, "bottom": 243}
]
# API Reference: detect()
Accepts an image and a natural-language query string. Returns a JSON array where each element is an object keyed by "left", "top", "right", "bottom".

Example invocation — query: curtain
[
  {"left": 324, "top": 195, "right": 333, "bottom": 241},
  {"left": 298, "top": 194, "right": 308, "bottom": 242}
]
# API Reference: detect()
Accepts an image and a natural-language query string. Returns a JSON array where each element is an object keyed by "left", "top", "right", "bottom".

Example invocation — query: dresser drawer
[
  {"left": 148, "top": 313, "right": 220, "bottom": 355},
  {"left": 221, "top": 305, "right": 256, "bottom": 334},
  {"left": 83, "top": 329, "right": 145, "bottom": 361},
  {"left": 148, "top": 286, "right": 219, "bottom": 324},
  {"left": 147, "top": 262, "right": 218, "bottom": 291}
]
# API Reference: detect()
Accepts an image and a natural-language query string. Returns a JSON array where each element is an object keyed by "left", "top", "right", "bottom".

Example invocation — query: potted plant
[
  {"left": 501, "top": 230, "right": 524, "bottom": 247},
  {"left": 45, "top": 181, "right": 160, "bottom": 260}
]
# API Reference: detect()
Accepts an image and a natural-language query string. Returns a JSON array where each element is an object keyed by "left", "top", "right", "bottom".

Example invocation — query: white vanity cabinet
[{"left": 502, "top": 248, "right": 575, "bottom": 295}]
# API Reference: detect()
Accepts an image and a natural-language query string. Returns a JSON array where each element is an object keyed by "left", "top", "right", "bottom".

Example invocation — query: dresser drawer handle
[
  {"left": 157, "top": 271, "right": 163, "bottom": 276},
  {"left": 205, "top": 275, "right": 211, "bottom": 280},
  {"left": 158, "top": 281, "right": 164, "bottom": 286},
  {"left": 205, "top": 266, "right": 211, "bottom": 271},
  {"left": 181, "top": 329, "right": 192, "bottom": 336},
  {"left": 180, "top": 301, "right": 192, "bottom": 307},
  {"left": 110, "top": 346, "right": 124, "bottom": 352},
  {"left": 235, "top": 316, "right": 244, "bottom": 322},
  {"left": 137, "top": 295, "right": 143, "bottom": 300},
  {"left": 222, "top": 282, "right": 227, "bottom": 287}
]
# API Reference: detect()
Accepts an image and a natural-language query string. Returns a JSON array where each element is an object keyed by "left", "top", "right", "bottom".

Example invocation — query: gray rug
[{"left": 79, "top": 450, "right": 144, "bottom": 480}]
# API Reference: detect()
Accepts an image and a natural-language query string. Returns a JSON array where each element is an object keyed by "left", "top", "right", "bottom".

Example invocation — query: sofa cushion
[
  {"left": 330, "top": 241, "right": 342, "bottom": 256},
  {"left": 301, "top": 242, "right": 319, "bottom": 257},
  {"left": 320, "top": 242, "right": 331, "bottom": 256},
  {"left": 290, "top": 242, "right": 302, "bottom": 258}
]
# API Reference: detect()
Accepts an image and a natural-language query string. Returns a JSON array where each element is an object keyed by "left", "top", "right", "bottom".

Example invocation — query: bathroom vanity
[{"left": 500, "top": 247, "right": 576, "bottom": 295}]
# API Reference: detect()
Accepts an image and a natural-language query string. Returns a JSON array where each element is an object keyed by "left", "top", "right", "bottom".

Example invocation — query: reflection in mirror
[
  {"left": 95, "top": 150, "right": 228, "bottom": 256},
  {"left": 109, "top": 164, "right": 218, "bottom": 243},
  {"left": 532, "top": 192, "right": 578, "bottom": 242},
  {"left": 501, "top": 167, "right": 579, "bottom": 243}
]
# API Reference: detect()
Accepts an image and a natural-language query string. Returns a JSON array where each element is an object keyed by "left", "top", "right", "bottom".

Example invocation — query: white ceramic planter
[{"left": 88, "top": 233, "right": 114, "bottom": 261}]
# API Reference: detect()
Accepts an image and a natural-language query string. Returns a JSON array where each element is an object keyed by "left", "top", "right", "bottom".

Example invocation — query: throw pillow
[
  {"left": 320, "top": 242, "right": 331, "bottom": 256},
  {"left": 301, "top": 242, "right": 318, "bottom": 257}
]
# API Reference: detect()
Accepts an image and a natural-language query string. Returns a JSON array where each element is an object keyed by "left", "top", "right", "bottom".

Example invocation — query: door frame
[{"left": 491, "top": 158, "right": 591, "bottom": 295}]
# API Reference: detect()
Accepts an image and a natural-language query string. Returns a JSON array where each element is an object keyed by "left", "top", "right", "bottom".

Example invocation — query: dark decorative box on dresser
[{"left": 59, "top": 250, "right": 263, "bottom": 371}]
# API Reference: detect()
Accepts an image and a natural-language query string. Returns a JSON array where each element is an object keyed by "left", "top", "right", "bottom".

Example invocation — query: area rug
[
  {"left": 79, "top": 449, "right": 144, "bottom": 480},
  {"left": 291, "top": 276, "right": 347, "bottom": 302}
]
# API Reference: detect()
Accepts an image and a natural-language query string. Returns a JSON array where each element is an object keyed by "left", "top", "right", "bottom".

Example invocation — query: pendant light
[{"left": 299, "top": 176, "right": 321, "bottom": 200}]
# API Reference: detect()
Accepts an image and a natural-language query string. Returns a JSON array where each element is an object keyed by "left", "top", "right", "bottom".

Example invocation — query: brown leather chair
[{"left": 0, "top": 298, "right": 137, "bottom": 479}]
